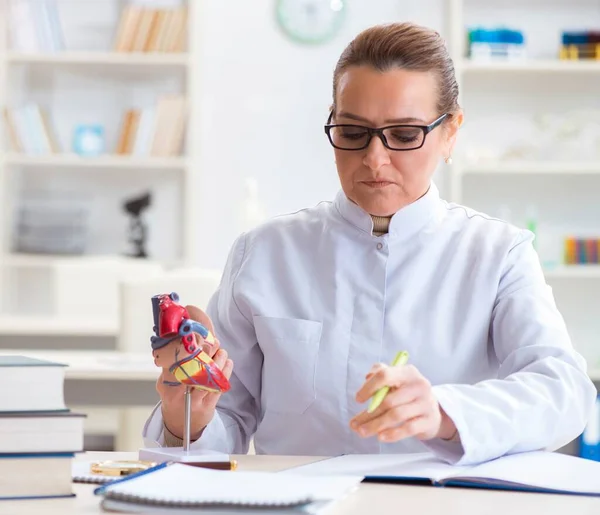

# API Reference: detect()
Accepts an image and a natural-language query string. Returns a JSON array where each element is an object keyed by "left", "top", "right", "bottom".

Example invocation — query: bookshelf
[
  {"left": 446, "top": 0, "right": 600, "bottom": 371},
  {"left": 0, "top": 0, "right": 201, "bottom": 329}
]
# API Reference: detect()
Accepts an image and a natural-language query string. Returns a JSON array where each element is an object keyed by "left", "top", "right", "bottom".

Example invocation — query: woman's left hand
[{"left": 350, "top": 363, "right": 457, "bottom": 443}]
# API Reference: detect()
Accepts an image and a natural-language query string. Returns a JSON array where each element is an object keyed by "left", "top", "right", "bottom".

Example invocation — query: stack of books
[
  {"left": 0, "top": 356, "right": 85, "bottom": 500},
  {"left": 115, "top": 95, "right": 187, "bottom": 157},
  {"left": 113, "top": 4, "right": 188, "bottom": 53}
]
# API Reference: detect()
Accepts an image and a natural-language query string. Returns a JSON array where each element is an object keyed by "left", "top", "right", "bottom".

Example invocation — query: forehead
[{"left": 335, "top": 66, "right": 438, "bottom": 121}]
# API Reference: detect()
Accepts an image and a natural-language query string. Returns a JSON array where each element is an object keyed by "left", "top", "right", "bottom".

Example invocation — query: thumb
[{"left": 185, "top": 305, "right": 215, "bottom": 334}]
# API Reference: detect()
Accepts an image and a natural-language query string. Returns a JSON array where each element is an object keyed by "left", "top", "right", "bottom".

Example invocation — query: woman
[{"left": 143, "top": 22, "right": 595, "bottom": 465}]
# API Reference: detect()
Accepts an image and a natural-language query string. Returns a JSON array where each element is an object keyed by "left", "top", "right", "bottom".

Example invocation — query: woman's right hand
[{"left": 155, "top": 305, "right": 234, "bottom": 441}]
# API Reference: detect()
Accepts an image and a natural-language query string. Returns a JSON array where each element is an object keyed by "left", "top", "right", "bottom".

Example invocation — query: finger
[
  {"left": 354, "top": 400, "right": 426, "bottom": 437},
  {"left": 350, "top": 383, "right": 422, "bottom": 427},
  {"left": 356, "top": 365, "right": 417, "bottom": 403},
  {"left": 213, "top": 349, "right": 228, "bottom": 369},
  {"left": 222, "top": 358, "right": 234, "bottom": 380},
  {"left": 377, "top": 416, "right": 431, "bottom": 442},
  {"left": 365, "top": 363, "right": 385, "bottom": 378},
  {"left": 203, "top": 337, "right": 221, "bottom": 358},
  {"left": 185, "top": 305, "right": 215, "bottom": 334}
]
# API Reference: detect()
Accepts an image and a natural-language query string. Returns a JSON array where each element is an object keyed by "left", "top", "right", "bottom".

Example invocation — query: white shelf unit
[
  {"left": 0, "top": 0, "right": 202, "bottom": 334},
  {"left": 447, "top": 0, "right": 600, "bottom": 371}
]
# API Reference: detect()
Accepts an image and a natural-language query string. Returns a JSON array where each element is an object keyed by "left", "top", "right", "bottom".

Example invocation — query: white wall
[{"left": 194, "top": 0, "right": 448, "bottom": 268}]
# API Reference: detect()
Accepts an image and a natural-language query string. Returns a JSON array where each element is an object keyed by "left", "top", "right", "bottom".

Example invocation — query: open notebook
[
  {"left": 94, "top": 462, "right": 362, "bottom": 512},
  {"left": 287, "top": 451, "right": 600, "bottom": 496}
]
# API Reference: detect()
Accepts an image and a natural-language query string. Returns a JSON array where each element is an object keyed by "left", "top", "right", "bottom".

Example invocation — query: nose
[{"left": 362, "top": 134, "right": 391, "bottom": 172}]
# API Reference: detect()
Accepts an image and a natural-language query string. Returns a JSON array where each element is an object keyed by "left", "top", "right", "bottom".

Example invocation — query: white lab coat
[{"left": 143, "top": 183, "right": 596, "bottom": 465}]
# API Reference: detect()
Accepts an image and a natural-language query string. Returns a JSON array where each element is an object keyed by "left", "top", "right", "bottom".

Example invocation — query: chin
[{"left": 357, "top": 197, "right": 400, "bottom": 217}]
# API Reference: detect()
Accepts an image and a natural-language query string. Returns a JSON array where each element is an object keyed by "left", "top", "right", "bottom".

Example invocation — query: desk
[{"left": 4, "top": 452, "right": 600, "bottom": 515}]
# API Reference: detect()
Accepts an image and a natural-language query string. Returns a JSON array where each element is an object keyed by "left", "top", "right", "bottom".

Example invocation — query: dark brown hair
[{"left": 332, "top": 22, "right": 460, "bottom": 117}]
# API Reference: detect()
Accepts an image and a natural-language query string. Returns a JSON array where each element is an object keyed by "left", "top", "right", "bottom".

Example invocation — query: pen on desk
[
  {"left": 185, "top": 460, "right": 238, "bottom": 471},
  {"left": 367, "top": 351, "right": 409, "bottom": 413}
]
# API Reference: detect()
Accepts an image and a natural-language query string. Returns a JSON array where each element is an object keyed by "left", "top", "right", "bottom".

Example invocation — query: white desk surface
[
  {"left": 4, "top": 452, "right": 600, "bottom": 515},
  {"left": 0, "top": 350, "right": 158, "bottom": 381}
]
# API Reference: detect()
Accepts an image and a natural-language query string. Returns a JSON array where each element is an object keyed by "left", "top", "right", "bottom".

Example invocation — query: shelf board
[
  {"left": 0, "top": 253, "right": 173, "bottom": 268},
  {"left": 6, "top": 51, "right": 189, "bottom": 68},
  {"left": 0, "top": 315, "right": 117, "bottom": 337},
  {"left": 460, "top": 59, "right": 600, "bottom": 73},
  {"left": 462, "top": 161, "right": 600, "bottom": 175},
  {"left": 544, "top": 266, "right": 600, "bottom": 279},
  {"left": 3, "top": 153, "right": 187, "bottom": 171}
]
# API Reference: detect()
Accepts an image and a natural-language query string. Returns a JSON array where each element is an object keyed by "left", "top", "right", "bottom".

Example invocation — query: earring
[{"left": 444, "top": 156, "right": 453, "bottom": 165}]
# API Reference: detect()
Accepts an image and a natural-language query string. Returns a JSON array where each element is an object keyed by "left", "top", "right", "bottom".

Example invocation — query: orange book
[
  {"left": 131, "top": 9, "right": 156, "bottom": 52},
  {"left": 115, "top": 5, "right": 144, "bottom": 52},
  {"left": 123, "top": 110, "right": 141, "bottom": 154},
  {"left": 155, "top": 9, "right": 174, "bottom": 52},
  {"left": 116, "top": 110, "right": 133, "bottom": 154},
  {"left": 174, "top": 7, "right": 188, "bottom": 52},
  {"left": 145, "top": 9, "right": 165, "bottom": 52},
  {"left": 165, "top": 7, "right": 185, "bottom": 53}
]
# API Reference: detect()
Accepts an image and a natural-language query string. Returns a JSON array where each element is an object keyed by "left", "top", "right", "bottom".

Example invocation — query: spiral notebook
[
  {"left": 94, "top": 462, "right": 362, "bottom": 511},
  {"left": 72, "top": 461, "right": 117, "bottom": 484}
]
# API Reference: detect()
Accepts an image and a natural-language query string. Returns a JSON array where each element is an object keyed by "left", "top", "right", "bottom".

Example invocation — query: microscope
[{"left": 123, "top": 192, "right": 151, "bottom": 258}]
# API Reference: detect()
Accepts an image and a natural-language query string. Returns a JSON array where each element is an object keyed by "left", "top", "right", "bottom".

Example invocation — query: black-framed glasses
[{"left": 324, "top": 112, "right": 449, "bottom": 151}]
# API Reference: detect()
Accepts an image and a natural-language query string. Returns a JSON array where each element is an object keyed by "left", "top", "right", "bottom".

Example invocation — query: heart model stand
[{"left": 138, "top": 292, "right": 231, "bottom": 464}]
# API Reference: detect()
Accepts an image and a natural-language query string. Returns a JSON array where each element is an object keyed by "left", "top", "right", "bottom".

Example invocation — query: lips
[{"left": 362, "top": 180, "right": 393, "bottom": 188}]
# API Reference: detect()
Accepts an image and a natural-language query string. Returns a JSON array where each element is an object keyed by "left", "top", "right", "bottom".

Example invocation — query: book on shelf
[
  {"left": 3, "top": 104, "right": 61, "bottom": 155},
  {"left": 0, "top": 355, "right": 85, "bottom": 501},
  {"left": 115, "top": 95, "right": 187, "bottom": 157},
  {"left": 7, "top": 0, "right": 65, "bottom": 53},
  {"left": 113, "top": 4, "right": 187, "bottom": 53}
]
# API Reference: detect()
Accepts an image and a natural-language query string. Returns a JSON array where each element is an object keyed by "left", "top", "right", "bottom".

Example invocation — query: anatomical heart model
[{"left": 150, "top": 292, "right": 231, "bottom": 393}]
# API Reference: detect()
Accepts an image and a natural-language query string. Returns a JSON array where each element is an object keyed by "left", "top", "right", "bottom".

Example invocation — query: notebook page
[
  {"left": 99, "top": 463, "right": 362, "bottom": 507},
  {"left": 448, "top": 451, "right": 600, "bottom": 494},
  {"left": 285, "top": 453, "right": 470, "bottom": 482}
]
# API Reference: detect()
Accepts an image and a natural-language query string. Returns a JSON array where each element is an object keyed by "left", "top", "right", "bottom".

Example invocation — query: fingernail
[
  {"left": 379, "top": 433, "right": 389, "bottom": 442},
  {"left": 359, "top": 428, "right": 367, "bottom": 436}
]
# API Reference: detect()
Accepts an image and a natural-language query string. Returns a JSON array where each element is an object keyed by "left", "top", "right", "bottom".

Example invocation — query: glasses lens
[
  {"left": 329, "top": 125, "right": 370, "bottom": 149},
  {"left": 382, "top": 127, "right": 424, "bottom": 150}
]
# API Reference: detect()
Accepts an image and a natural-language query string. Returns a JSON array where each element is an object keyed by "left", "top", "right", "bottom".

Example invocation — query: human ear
[{"left": 443, "top": 110, "right": 464, "bottom": 159}]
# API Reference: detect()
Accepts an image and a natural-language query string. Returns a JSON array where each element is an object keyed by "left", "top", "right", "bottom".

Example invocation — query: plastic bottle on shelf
[{"left": 525, "top": 206, "right": 537, "bottom": 246}]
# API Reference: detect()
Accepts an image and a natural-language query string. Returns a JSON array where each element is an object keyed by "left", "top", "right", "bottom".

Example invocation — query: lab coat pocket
[{"left": 253, "top": 316, "right": 322, "bottom": 415}]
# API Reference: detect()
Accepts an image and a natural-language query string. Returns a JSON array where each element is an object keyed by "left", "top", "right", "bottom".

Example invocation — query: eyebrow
[{"left": 336, "top": 111, "right": 426, "bottom": 124}]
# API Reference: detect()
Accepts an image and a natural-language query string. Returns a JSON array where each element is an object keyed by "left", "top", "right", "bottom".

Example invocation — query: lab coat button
[{"left": 376, "top": 242, "right": 383, "bottom": 250}]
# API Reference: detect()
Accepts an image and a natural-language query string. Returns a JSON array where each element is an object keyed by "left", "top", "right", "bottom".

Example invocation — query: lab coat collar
[{"left": 334, "top": 182, "right": 440, "bottom": 240}]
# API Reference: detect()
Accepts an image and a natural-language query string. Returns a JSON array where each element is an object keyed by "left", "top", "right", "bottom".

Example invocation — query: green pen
[{"left": 367, "top": 351, "right": 409, "bottom": 413}]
